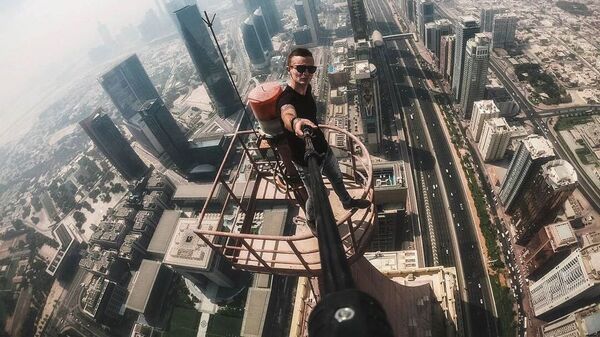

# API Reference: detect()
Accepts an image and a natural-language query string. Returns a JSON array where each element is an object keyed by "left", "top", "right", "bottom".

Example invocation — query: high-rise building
[
  {"left": 500, "top": 135, "right": 555, "bottom": 211},
  {"left": 138, "top": 99, "right": 191, "bottom": 169},
  {"left": 440, "top": 35, "right": 455, "bottom": 81},
  {"left": 452, "top": 16, "right": 480, "bottom": 102},
  {"left": 522, "top": 221, "right": 577, "bottom": 279},
  {"left": 99, "top": 54, "right": 161, "bottom": 120},
  {"left": 479, "top": 117, "right": 511, "bottom": 162},
  {"left": 294, "top": 1, "right": 307, "bottom": 26},
  {"left": 542, "top": 303, "right": 600, "bottom": 336},
  {"left": 492, "top": 14, "right": 518, "bottom": 49},
  {"left": 348, "top": 0, "right": 369, "bottom": 41},
  {"left": 427, "top": 19, "right": 452, "bottom": 60},
  {"left": 406, "top": 0, "right": 415, "bottom": 23},
  {"left": 174, "top": 5, "right": 239, "bottom": 118},
  {"left": 244, "top": 0, "right": 281, "bottom": 36},
  {"left": 470, "top": 100, "right": 500, "bottom": 141},
  {"left": 80, "top": 109, "right": 148, "bottom": 181},
  {"left": 298, "top": 0, "right": 319, "bottom": 44},
  {"left": 425, "top": 22, "right": 437, "bottom": 54},
  {"left": 513, "top": 159, "right": 577, "bottom": 244},
  {"left": 460, "top": 33, "right": 491, "bottom": 119},
  {"left": 416, "top": 0, "right": 434, "bottom": 41},
  {"left": 355, "top": 60, "right": 383, "bottom": 153},
  {"left": 253, "top": 8, "right": 273, "bottom": 54},
  {"left": 293, "top": 26, "right": 313, "bottom": 46},
  {"left": 530, "top": 244, "right": 600, "bottom": 317},
  {"left": 97, "top": 22, "right": 116, "bottom": 47},
  {"left": 480, "top": 7, "right": 505, "bottom": 32},
  {"left": 241, "top": 17, "right": 269, "bottom": 70}
]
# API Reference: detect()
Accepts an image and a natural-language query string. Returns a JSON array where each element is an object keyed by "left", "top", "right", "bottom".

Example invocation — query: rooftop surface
[
  {"left": 125, "top": 259, "right": 162, "bottom": 313},
  {"left": 147, "top": 210, "right": 181, "bottom": 256},
  {"left": 522, "top": 135, "right": 555, "bottom": 159},
  {"left": 542, "top": 159, "right": 577, "bottom": 188}
]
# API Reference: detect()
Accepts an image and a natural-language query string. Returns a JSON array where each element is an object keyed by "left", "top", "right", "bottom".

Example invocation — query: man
[{"left": 277, "top": 48, "right": 370, "bottom": 228}]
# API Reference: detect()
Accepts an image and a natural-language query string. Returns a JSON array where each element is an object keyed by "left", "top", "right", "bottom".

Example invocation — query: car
[
  {"left": 478, "top": 283, "right": 481, "bottom": 288},
  {"left": 479, "top": 299, "right": 484, "bottom": 305},
  {"left": 450, "top": 192, "right": 453, "bottom": 196},
  {"left": 459, "top": 203, "right": 464, "bottom": 210},
  {"left": 410, "top": 114, "right": 414, "bottom": 119},
  {"left": 445, "top": 169, "right": 449, "bottom": 173}
]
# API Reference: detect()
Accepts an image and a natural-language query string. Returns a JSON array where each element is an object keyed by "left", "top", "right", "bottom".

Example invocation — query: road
[{"left": 366, "top": 1, "right": 498, "bottom": 336}]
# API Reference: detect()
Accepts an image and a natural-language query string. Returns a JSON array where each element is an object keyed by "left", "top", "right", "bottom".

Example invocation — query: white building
[
  {"left": 479, "top": 117, "right": 512, "bottom": 162},
  {"left": 530, "top": 243, "right": 600, "bottom": 317},
  {"left": 460, "top": 33, "right": 491, "bottom": 119},
  {"left": 470, "top": 100, "right": 500, "bottom": 141},
  {"left": 542, "top": 301, "right": 600, "bottom": 336}
]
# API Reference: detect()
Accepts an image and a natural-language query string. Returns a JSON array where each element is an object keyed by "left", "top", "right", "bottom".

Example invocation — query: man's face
[{"left": 288, "top": 56, "right": 315, "bottom": 86}]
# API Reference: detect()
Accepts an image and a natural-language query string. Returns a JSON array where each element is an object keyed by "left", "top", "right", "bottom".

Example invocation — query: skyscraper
[
  {"left": 470, "top": 100, "right": 499, "bottom": 141},
  {"left": 542, "top": 303, "right": 600, "bottom": 336},
  {"left": 348, "top": 0, "right": 369, "bottom": 41},
  {"left": 174, "top": 5, "right": 239, "bottom": 118},
  {"left": 478, "top": 117, "right": 511, "bottom": 162},
  {"left": 522, "top": 221, "right": 577, "bottom": 279},
  {"left": 99, "top": 54, "right": 161, "bottom": 120},
  {"left": 138, "top": 99, "right": 191, "bottom": 169},
  {"left": 241, "top": 17, "right": 269, "bottom": 70},
  {"left": 440, "top": 35, "right": 455, "bottom": 81},
  {"left": 452, "top": 16, "right": 480, "bottom": 102},
  {"left": 298, "top": 0, "right": 319, "bottom": 44},
  {"left": 253, "top": 8, "right": 273, "bottom": 53},
  {"left": 460, "top": 33, "right": 491, "bottom": 119},
  {"left": 80, "top": 109, "right": 148, "bottom": 181},
  {"left": 513, "top": 159, "right": 577, "bottom": 244},
  {"left": 416, "top": 0, "right": 434, "bottom": 41},
  {"left": 294, "top": 1, "right": 307, "bottom": 26},
  {"left": 492, "top": 14, "right": 518, "bottom": 49},
  {"left": 244, "top": 0, "right": 281, "bottom": 36},
  {"left": 499, "top": 135, "right": 555, "bottom": 211},
  {"left": 97, "top": 22, "right": 116, "bottom": 47},
  {"left": 530, "top": 244, "right": 600, "bottom": 317},
  {"left": 425, "top": 19, "right": 452, "bottom": 60},
  {"left": 480, "top": 7, "right": 505, "bottom": 32}
]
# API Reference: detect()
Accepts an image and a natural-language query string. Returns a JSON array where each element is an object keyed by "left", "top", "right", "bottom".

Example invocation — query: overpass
[
  {"left": 536, "top": 104, "right": 600, "bottom": 118},
  {"left": 382, "top": 32, "right": 416, "bottom": 41}
]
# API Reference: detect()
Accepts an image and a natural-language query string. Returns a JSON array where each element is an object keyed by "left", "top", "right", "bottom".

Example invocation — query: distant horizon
[{"left": 0, "top": 0, "right": 226, "bottom": 146}]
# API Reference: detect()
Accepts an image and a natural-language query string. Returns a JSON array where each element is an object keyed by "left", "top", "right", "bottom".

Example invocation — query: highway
[{"left": 366, "top": 0, "right": 498, "bottom": 336}]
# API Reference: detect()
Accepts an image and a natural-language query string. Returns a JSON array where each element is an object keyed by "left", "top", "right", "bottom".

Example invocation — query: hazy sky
[{"left": 0, "top": 0, "right": 160, "bottom": 130}]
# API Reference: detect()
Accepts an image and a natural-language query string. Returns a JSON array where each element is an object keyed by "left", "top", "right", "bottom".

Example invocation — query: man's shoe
[{"left": 342, "top": 198, "right": 371, "bottom": 210}]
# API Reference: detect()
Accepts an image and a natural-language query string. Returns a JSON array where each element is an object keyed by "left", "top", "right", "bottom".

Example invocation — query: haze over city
[{"left": 0, "top": 0, "right": 598, "bottom": 337}]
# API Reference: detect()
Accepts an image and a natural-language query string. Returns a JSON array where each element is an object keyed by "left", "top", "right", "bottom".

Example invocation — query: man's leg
[{"left": 321, "top": 149, "right": 352, "bottom": 205}]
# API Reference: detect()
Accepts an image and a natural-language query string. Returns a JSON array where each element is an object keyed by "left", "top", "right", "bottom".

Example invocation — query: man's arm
[{"left": 281, "top": 104, "right": 317, "bottom": 137}]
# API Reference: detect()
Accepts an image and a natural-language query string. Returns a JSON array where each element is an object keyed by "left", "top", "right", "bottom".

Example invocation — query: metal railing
[{"left": 193, "top": 124, "right": 376, "bottom": 276}]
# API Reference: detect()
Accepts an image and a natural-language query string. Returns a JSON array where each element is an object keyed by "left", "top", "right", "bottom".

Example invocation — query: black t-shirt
[{"left": 276, "top": 85, "right": 329, "bottom": 166}]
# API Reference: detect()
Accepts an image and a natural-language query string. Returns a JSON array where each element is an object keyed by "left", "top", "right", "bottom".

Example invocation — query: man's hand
[{"left": 293, "top": 118, "right": 317, "bottom": 137}]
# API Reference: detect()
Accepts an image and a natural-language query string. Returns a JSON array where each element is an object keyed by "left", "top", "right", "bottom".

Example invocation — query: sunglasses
[{"left": 291, "top": 65, "right": 317, "bottom": 74}]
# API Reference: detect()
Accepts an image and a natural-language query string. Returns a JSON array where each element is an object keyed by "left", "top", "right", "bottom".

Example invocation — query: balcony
[{"left": 193, "top": 124, "right": 375, "bottom": 276}]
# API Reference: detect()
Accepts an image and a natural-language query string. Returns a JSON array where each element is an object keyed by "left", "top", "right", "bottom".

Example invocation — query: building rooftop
[
  {"left": 461, "top": 15, "right": 479, "bottom": 25},
  {"left": 354, "top": 60, "right": 376, "bottom": 80},
  {"left": 162, "top": 214, "right": 220, "bottom": 270},
  {"left": 522, "top": 135, "right": 555, "bottom": 159},
  {"left": 474, "top": 100, "right": 500, "bottom": 114},
  {"left": 542, "top": 159, "right": 577, "bottom": 189},
  {"left": 79, "top": 245, "right": 120, "bottom": 276},
  {"left": 147, "top": 210, "right": 181, "bottom": 257},
  {"left": 364, "top": 251, "right": 419, "bottom": 270},
  {"left": 547, "top": 221, "right": 577, "bottom": 249},
  {"left": 125, "top": 259, "right": 162, "bottom": 313},
  {"left": 543, "top": 303, "right": 600, "bottom": 336}
]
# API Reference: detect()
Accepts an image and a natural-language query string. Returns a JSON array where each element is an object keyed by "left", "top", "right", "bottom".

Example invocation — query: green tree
[{"left": 73, "top": 211, "right": 86, "bottom": 227}]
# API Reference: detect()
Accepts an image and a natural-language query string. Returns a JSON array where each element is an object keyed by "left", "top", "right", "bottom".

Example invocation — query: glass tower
[
  {"left": 174, "top": 5, "right": 239, "bottom": 118},
  {"left": 253, "top": 8, "right": 274, "bottom": 53},
  {"left": 80, "top": 109, "right": 148, "bottom": 181},
  {"left": 138, "top": 99, "right": 191, "bottom": 169},
  {"left": 241, "top": 17, "right": 268, "bottom": 68},
  {"left": 99, "top": 54, "right": 160, "bottom": 120},
  {"left": 451, "top": 17, "right": 480, "bottom": 102}
]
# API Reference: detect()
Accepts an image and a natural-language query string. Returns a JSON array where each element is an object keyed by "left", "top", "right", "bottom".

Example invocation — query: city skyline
[{"left": 1, "top": 1, "right": 600, "bottom": 337}]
